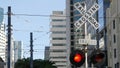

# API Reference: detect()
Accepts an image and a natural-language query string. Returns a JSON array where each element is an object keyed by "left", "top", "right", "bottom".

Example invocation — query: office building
[
  {"left": 44, "top": 46, "right": 50, "bottom": 60},
  {"left": 106, "top": 0, "right": 120, "bottom": 68},
  {"left": 14, "top": 41, "right": 22, "bottom": 62},
  {"left": 49, "top": 11, "right": 70, "bottom": 68}
]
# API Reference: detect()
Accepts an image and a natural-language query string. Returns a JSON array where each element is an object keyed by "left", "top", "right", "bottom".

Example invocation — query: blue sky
[{"left": 0, "top": 0, "right": 65, "bottom": 59}]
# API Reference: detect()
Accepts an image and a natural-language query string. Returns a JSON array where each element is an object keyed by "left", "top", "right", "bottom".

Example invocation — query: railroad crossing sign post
[{"left": 73, "top": 2, "right": 100, "bottom": 68}]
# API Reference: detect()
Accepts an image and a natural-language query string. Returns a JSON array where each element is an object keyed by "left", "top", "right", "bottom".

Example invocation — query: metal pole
[
  {"left": 96, "top": 0, "right": 99, "bottom": 49},
  {"left": 30, "top": 32, "right": 33, "bottom": 68},
  {"left": 7, "top": 6, "right": 12, "bottom": 68},
  {"left": 84, "top": 2, "right": 88, "bottom": 68},
  {"left": 85, "top": 22, "right": 88, "bottom": 68}
]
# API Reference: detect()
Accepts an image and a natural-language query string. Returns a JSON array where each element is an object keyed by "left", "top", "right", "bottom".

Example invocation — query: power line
[{"left": 3, "top": 13, "right": 120, "bottom": 18}]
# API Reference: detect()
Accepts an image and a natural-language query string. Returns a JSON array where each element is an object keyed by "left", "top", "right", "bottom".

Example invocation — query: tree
[{"left": 14, "top": 58, "right": 57, "bottom": 68}]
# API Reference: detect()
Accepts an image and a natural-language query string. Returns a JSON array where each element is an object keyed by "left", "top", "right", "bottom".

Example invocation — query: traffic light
[
  {"left": 90, "top": 51, "right": 105, "bottom": 66},
  {"left": 69, "top": 50, "right": 85, "bottom": 67}
]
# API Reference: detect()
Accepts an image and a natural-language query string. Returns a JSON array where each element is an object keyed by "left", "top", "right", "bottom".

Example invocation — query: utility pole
[
  {"left": 30, "top": 32, "right": 33, "bottom": 68},
  {"left": 7, "top": 6, "right": 12, "bottom": 68}
]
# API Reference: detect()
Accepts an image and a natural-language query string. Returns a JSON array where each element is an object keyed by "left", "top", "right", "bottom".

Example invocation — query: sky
[{"left": 0, "top": 0, "right": 65, "bottom": 59}]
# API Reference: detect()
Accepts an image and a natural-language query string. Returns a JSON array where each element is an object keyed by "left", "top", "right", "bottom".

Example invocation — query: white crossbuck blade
[{"left": 74, "top": 2, "right": 100, "bottom": 30}]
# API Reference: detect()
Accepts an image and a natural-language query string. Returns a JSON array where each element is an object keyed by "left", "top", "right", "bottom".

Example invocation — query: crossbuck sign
[{"left": 74, "top": 2, "right": 100, "bottom": 30}]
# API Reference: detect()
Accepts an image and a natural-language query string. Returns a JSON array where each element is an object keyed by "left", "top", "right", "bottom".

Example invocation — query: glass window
[
  {"left": 52, "top": 38, "right": 66, "bottom": 40},
  {"left": 114, "top": 49, "right": 116, "bottom": 58},
  {"left": 117, "top": 62, "right": 119, "bottom": 68},
  {"left": 53, "top": 44, "right": 66, "bottom": 46},
  {"left": 113, "top": 34, "right": 116, "bottom": 43},
  {"left": 113, "top": 20, "right": 115, "bottom": 29},
  {"left": 52, "top": 19, "right": 65, "bottom": 22},
  {"left": 53, "top": 25, "right": 66, "bottom": 27},
  {"left": 52, "top": 31, "right": 66, "bottom": 34}
]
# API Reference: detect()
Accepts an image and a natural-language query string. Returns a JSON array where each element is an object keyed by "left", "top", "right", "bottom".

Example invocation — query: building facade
[
  {"left": 0, "top": 7, "right": 6, "bottom": 67},
  {"left": 106, "top": 0, "right": 120, "bottom": 68},
  {"left": 44, "top": 46, "right": 50, "bottom": 60},
  {"left": 49, "top": 11, "right": 70, "bottom": 68},
  {"left": 14, "top": 41, "right": 22, "bottom": 62},
  {"left": 0, "top": 22, "right": 6, "bottom": 67}
]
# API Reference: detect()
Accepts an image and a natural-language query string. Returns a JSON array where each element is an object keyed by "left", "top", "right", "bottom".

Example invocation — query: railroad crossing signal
[
  {"left": 74, "top": 2, "right": 100, "bottom": 30},
  {"left": 69, "top": 50, "right": 85, "bottom": 67},
  {"left": 90, "top": 50, "right": 106, "bottom": 66}
]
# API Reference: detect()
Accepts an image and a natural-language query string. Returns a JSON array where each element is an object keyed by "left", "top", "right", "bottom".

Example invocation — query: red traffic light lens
[
  {"left": 69, "top": 50, "right": 85, "bottom": 67},
  {"left": 95, "top": 53, "right": 104, "bottom": 62},
  {"left": 74, "top": 53, "right": 82, "bottom": 63}
]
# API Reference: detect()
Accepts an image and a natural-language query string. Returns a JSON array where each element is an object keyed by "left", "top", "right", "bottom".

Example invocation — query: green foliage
[{"left": 14, "top": 58, "right": 57, "bottom": 68}]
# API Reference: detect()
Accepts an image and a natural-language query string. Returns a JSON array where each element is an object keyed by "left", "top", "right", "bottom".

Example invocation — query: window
[
  {"left": 53, "top": 25, "right": 66, "bottom": 27},
  {"left": 52, "top": 19, "right": 65, "bottom": 22},
  {"left": 115, "top": 62, "right": 119, "bottom": 68},
  {"left": 53, "top": 44, "right": 66, "bottom": 46},
  {"left": 116, "top": 62, "right": 119, "bottom": 68},
  {"left": 113, "top": 34, "right": 116, "bottom": 43},
  {"left": 113, "top": 20, "right": 115, "bottom": 29},
  {"left": 52, "top": 38, "right": 66, "bottom": 40},
  {"left": 52, "top": 31, "right": 66, "bottom": 34},
  {"left": 71, "top": 24, "right": 74, "bottom": 28},
  {"left": 114, "top": 49, "right": 116, "bottom": 58}
]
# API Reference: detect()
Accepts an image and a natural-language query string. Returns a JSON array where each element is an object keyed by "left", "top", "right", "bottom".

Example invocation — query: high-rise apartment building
[
  {"left": 0, "top": 8, "right": 6, "bottom": 68},
  {"left": 49, "top": 11, "right": 70, "bottom": 68},
  {"left": 106, "top": 0, "right": 120, "bottom": 68},
  {"left": 0, "top": 22, "right": 6, "bottom": 67}
]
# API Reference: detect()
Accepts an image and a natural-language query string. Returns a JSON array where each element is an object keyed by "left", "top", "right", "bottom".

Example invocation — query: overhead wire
[{"left": 3, "top": 13, "right": 120, "bottom": 18}]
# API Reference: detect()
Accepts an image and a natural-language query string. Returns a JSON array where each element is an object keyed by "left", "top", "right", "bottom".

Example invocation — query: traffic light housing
[
  {"left": 90, "top": 51, "right": 105, "bottom": 66},
  {"left": 69, "top": 50, "right": 85, "bottom": 67}
]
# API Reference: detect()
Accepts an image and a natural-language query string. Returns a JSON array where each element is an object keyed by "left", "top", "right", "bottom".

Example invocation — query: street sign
[
  {"left": 74, "top": 2, "right": 100, "bottom": 30},
  {"left": 79, "top": 39, "right": 96, "bottom": 45}
]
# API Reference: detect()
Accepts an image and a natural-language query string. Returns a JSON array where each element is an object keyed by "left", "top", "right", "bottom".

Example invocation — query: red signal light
[
  {"left": 90, "top": 51, "right": 105, "bottom": 66},
  {"left": 69, "top": 50, "right": 85, "bottom": 67},
  {"left": 95, "top": 53, "right": 104, "bottom": 63},
  {"left": 74, "top": 53, "right": 82, "bottom": 63}
]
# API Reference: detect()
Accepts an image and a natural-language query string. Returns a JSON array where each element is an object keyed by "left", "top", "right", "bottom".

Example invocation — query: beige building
[
  {"left": 49, "top": 11, "right": 70, "bottom": 68},
  {"left": 106, "top": 0, "right": 120, "bottom": 67}
]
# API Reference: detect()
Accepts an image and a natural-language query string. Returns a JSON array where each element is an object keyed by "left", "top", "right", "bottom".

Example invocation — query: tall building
[
  {"left": 106, "top": 0, "right": 120, "bottom": 68},
  {"left": 0, "top": 7, "right": 6, "bottom": 68},
  {"left": 44, "top": 46, "right": 50, "bottom": 60},
  {"left": 49, "top": 11, "right": 70, "bottom": 68},
  {"left": 0, "top": 22, "right": 6, "bottom": 67},
  {"left": 14, "top": 41, "right": 22, "bottom": 62}
]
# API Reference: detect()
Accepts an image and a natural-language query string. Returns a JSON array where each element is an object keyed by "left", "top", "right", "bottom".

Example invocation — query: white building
[
  {"left": 49, "top": 11, "right": 70, "bottom": 68},
  {"left": 0, "top": 22, "right": 6, "bottom": 66},
  {"left": 106, "top": 0, "right": 120, "bottom": 68}
]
